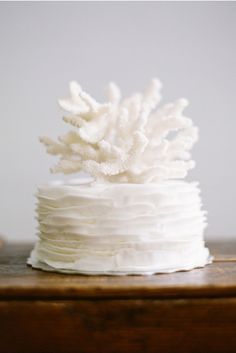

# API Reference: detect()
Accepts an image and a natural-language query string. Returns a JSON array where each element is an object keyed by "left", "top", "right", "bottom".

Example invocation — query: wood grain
[
  {"left": 0, "top": 242, "right": 236, "bottom": 353},
  {"left": 1, "top": 298, "right": 236, "bottom": 353}
]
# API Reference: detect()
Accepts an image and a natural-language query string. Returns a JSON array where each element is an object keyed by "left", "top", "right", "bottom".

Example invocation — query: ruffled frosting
[{"left": 28, "top": 179, "right": 211, "bottom": 275}]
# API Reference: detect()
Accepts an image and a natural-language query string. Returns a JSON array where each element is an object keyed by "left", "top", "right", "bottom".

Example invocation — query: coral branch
[{"left": 40, "top": 79, "right": 199, "bottom": 183}]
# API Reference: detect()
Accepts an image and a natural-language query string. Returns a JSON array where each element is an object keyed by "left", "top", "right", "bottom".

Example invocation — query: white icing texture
[
  {"left": 28, "top": 179, "right": 211, "bottom": 275},
  {"left": 40, "top": 79, "right": 198, "bottom": 183}
]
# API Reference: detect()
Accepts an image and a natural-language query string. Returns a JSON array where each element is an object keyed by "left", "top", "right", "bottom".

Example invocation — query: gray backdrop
[{"left": 0, "top": 2, "right": 235, "bottom": 242}]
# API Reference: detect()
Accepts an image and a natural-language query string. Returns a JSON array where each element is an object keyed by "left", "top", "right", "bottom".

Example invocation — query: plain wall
[{"left": 0, "top": 2, "right": 235, "bottom": 242}]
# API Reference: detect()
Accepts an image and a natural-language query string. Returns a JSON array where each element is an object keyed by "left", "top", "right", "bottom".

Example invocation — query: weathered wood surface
[
  {"left": 0, "top": 242, "right": 236, "bottom": 299},
  {"left": 0, "top": 242, "right": 236, "bottom": 353}
]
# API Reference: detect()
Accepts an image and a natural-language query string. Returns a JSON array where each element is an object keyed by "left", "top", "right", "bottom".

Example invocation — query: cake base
[{"left": 27, "top": 254, "right": 212, "bottom": 275}]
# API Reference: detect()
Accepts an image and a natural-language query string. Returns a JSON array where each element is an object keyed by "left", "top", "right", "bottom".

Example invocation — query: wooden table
[{"left": 0, "top": 242, "right": 236, "bottom": 353}]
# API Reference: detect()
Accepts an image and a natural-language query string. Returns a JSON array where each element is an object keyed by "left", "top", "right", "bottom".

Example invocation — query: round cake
[
  {"left": 28, "top": 78, "right": 212, "bottom": 275},
  {"left": 28, "top": 178, "right": 210, "bottom": 274}
]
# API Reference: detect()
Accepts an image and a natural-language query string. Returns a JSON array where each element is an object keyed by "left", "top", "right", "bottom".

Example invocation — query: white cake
[
  {"left": 28, "top": 78, "right": 212, "bottom": 275},
  {"left": 28, "top": 179, "right": 210, "bottom": 274}
]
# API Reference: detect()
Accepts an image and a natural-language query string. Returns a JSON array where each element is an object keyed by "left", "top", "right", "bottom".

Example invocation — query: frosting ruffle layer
[{"left": 28, "top": 179, "right": 212, "bottom": 275}]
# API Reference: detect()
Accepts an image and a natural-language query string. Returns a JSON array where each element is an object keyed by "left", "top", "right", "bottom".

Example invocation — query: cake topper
[{"left": 40, "top": 79, "right": 198, "bottom": 183}]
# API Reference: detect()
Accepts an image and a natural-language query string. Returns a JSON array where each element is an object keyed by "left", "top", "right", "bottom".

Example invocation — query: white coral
[{"left": 40, "top": 79, "right": 199, "bottom": 183}]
